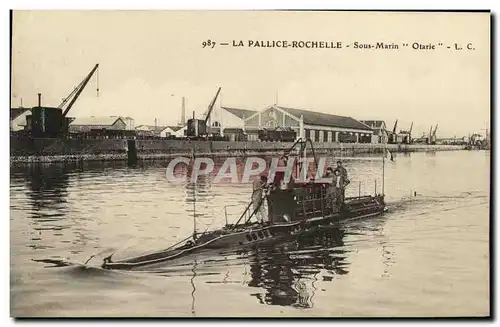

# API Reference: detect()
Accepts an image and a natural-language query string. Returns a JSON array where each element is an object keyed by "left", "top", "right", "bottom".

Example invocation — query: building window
[
  {"left": 310, "top": 130, "right": 316, "bottom": 142},
  {"left": 305, "top": 129, "right": 310, "bottom": 139},
  {"left": 318, "top": 130, "right": 324, "bottom": 142},
  {"left": 327, "top": 131, "right": 332, "bottom": 142}
]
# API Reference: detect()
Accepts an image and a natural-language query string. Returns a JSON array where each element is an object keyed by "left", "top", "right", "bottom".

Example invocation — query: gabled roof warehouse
[
  {"left": 221, "top": 107, "right": 258, "bottom": 119},
  {"left": 10, "top": 108, "right": 31, "bottom": 121},
  {"left": 163, "top": 125, "right": 184, "bottom": 132},
  {"left": 276, "top": 106, "right": 373, "bottom": 131},
  {"left": 360, "top": 120, "right": 385, "bottom": 129},
  {"left": 70, "top": 116, "right": 123, "bottom": 126}
]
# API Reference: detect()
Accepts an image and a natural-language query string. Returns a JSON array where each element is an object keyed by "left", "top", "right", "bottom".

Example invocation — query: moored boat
[{"left": 101, "top": 138, "right": 388, "bottom": 270}]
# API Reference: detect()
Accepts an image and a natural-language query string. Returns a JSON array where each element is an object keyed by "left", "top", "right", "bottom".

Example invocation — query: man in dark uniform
[
  {"left": 332, "top": 169, "right": 349, "bottom": 206},
  {"left": 333, "top": 161, "right": 350, "bottom": 205},
  {"left": 252, "top": 175, "right": 268, "bottom": 223},
  {"left": 334, "top": 160, "right": 348, "bottom": 179}
]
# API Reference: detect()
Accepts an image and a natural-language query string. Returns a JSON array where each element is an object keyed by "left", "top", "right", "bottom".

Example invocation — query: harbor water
[{"left": 10, "top": 150, "right": 490, "bottom": 317}]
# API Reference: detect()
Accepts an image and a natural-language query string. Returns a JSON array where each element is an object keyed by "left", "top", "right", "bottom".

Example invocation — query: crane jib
[
  {"left": 203, "top": 87, "right": 222, "bottom": 125},
  {"left": 61, "top": 64, "right": 100, "bottom": 118}
]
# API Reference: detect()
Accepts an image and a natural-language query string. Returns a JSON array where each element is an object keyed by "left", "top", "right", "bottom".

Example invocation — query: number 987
[{"left": 202, "top": 40, "right": 216, "bottom": 48}]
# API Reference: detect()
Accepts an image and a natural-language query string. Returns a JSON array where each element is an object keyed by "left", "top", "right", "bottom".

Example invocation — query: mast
[
  {"left": 191, "top": 260, "right": 197, "bottom": 316},
  {"left": 220, "top": 91, "right": 224, "bottom": 137},
  {"left": 192, "top": 152, "right": 197, "bottom": 238},
  {"left": 382, "top": 145, "right": 385, "bottom": 196},
  {"left": 303, "top": 139, "right": 307, "bottom": 182},
  {"left": 193, "top": 181, "right": 197, "bottom": 237}
]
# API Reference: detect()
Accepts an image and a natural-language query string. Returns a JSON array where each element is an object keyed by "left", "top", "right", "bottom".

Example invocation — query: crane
[
  {"left": 400, "top": 122, "right": 413, "bottom": 144},
  {"left": 203, "top": 86, "right": 221, "bottom": 126},
  {"left": 59, "top": 64, "right": 99, "bottom": 118},
  {"left": 408, "top": 121, "right": 414, "bottom": 143},
  {"left": 426, "top": 124, "right": 438, "bottom": 145},
  {"left": 429, "top": 124, "right": 438, "bottom": 145},
  {"left": 186, "top": 87, "right": 223, "bottom": 139},
  {"left": 388, "top": 119, "right": 398, "bottom": 144}
]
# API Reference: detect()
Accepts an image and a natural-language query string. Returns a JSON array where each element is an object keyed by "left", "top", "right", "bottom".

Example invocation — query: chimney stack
[
  {"left": 37, "top": 93, "right": 41, "bottom": 107},
  {"left": 181, "top": 97, "right": 186, "bottom": 125}
]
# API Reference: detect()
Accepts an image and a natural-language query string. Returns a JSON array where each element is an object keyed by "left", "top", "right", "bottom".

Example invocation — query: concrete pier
[{"left": 10, "top": 137, "right": 466, "bottom": 164}]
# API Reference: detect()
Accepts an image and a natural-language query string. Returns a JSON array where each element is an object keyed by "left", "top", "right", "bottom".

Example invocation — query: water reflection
[
  {"left": 185, "top": 173, "right": 215, "bottom": 232},
  {"left": 381, "top": 242, "right": 395, "bottom": 278},
  {"left": 345, "top": 217, "right": 393, "bottom": 278},
  {"left": 174, "top": 218, "right": 389, "bottom": 312},
  {"left": 11, "top": 163, "right": 103, "bottom": 255},
  {"left": 191, "top": 260, "right": 198, "bottom": 316},
  {"left": 23, "top": 163, "right": 70, "bottom": 213},
  {"left": 241, "top": 215, "right": 391, "bottom": 308},
  {"left": 246, "top": 227, "right": 349, "bottom": 308}
]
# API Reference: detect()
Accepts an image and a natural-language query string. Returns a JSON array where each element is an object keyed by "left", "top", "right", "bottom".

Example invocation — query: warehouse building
[
  {"left": 122, "top": 117, "right": 135, "bottom": 130},
  {"left": 159, "top": 125, "right": 185, "bottom": 138},
  {"left": 211, "top": 107, "right": 257, "bottom": 128},
  {"left": 172, "top": 125, "right": 188, "bottom": 138},
  {"left": 209, "top": 106, "right": 256, "bottom": 130},
  {"left": 207, "top": 106, "right": 257, "bottom": 141},
  {"left": 360, "top": 120, "right": 388, "bottom": 144},
  {"left": 135, "top": 124, "right": 166, "bottom": 137},
  {"left": 244, "top": 105, "right": 374, "bottom": 143},
  {"left": 10, "top": 107, "right": 31, "bottom": 131},
  {"left": 69, "top": 116, "right": 127, "bottom": 133}
]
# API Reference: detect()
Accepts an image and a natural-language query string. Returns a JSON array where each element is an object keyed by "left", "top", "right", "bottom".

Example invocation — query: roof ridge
[
  {"left": 274, "top": 106, "right": 372, "bottom": 131},
  {"left": 221, "top": 106, "right": 257, "bottom": 110},
  {"left": 277, "top": 105, "right": 352, "bottom": 119}
]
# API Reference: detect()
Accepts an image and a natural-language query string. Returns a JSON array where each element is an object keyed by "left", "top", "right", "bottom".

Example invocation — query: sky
[{"left": 11, "top": 11, "right": 490, "bottom": 137}]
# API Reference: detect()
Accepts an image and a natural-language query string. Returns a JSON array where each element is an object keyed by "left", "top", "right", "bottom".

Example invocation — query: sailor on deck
[
  {"left": 252, "top": 175, "right": 268, "bottom": 223},
  {"left": 322, "top": 167, "right": 336, "bottom": 211},
  {"left": 334, "top": 160, "right": 348, "bottom": 179},
  {"left": 333, "top": 161, "right": 350, "bottom": 204},
  {"left": 332, "top": 169, "right": 349, "bottom": 206}
]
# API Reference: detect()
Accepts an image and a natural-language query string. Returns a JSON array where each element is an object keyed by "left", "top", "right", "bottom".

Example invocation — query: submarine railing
[
  {"left": 223, "top": 203, "right": 251, "bottom": 226},
  {"left": 229, "top": 201, "right": 254, "bottom": 227}
]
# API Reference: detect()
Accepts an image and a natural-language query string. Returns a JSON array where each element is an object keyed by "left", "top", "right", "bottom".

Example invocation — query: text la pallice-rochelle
[{"left": 233, "top": 40, "right": 343, "bottom": 49}]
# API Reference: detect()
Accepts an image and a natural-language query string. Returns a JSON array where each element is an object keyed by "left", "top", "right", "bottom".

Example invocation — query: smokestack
[
  {"left": 37, "top": 93, "right": 41, "bottom": 107},
  {"left": 181, "top": 97, "right": 186, "bottom": 125},
  {"left": 192, "top": 111, "right": 195, "bottom": 119}
]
